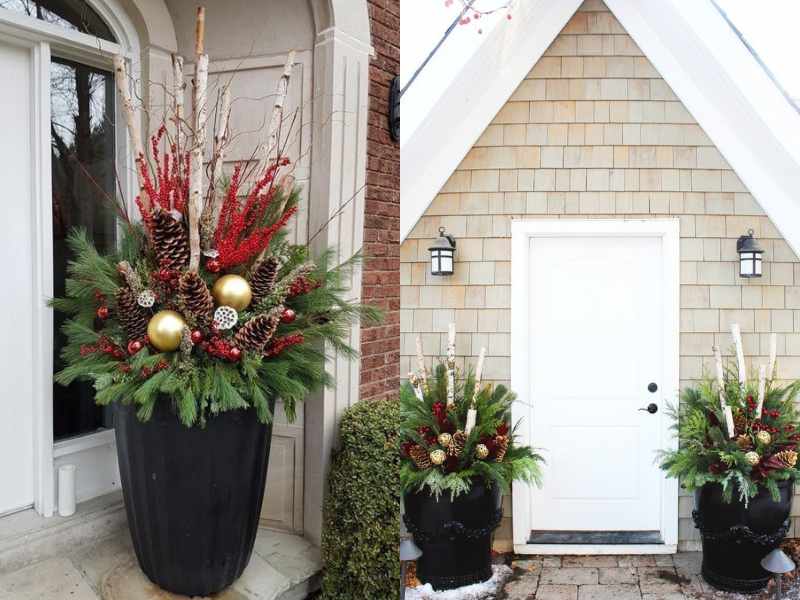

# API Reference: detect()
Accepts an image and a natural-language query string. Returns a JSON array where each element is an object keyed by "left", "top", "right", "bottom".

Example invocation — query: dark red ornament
[
  {"left": 127, "top": 340, "right": 144, "bottom": 355},
  {"left": 190, "top": 330, "right": 204, "bottom": 344},
  {"left": 96, "top": 306, "right": 110, "bottom": 320},
  {"left": 206, "top": 258, "right": 221, "bottom": 273},
  {"left": 228, "top": 347, "right": 242, "bottom": 361},
  {"left": 281, "top": 308, "right": 296, "bottom": 324}
]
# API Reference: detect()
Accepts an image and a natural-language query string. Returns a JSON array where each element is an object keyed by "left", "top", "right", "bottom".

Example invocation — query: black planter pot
[
  {"left": 114, "top": 399, "right": 274, "bottom": 596},
  {"left": 403, "top": 479, "right": 502, "bottom": 591},
  {"left": 693, "top": 479, "right": 793, "bottom": 593}
]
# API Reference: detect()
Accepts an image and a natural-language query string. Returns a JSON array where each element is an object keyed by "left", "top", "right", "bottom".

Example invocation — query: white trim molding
[{"left": 510, "top": 218, "right": 680, "bottom": 554}]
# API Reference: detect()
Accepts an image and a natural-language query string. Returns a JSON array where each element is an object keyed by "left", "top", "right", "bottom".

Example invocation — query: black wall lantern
[
  {"left": 737, "top": 229, "right": 763, "bottom": 278},
  {"left": 429, "top": 227, "right": 456, "bottom": 276},
  {"left": 389, "top": 76, "right": 400, "bottom": 142}
]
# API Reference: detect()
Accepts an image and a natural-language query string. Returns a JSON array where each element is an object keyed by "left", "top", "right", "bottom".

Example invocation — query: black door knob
[
  {"left": 648, "top": 382, "right": 658, "bottom": 393},
  {"left": 639, "top": 403, "right": 658, "bottom": 414}
]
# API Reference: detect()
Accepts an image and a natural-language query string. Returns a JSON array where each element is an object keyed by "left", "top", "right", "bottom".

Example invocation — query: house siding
[
  {"left": 400, "top": 0, "right": 800, "bottom": 550},
  {"left": 361, "top": 0, "right": 401, "bottom": 402}
]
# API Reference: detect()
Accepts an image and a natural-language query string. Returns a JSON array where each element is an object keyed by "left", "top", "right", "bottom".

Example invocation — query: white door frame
[
  {"left": 0, "top": 2, "right": 139, "bottom": 517},
  {"left": 510, "top": 218, "right": 680, "bottom": 554}
]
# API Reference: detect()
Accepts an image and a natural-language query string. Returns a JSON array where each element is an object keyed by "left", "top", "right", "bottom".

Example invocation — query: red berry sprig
[
  {"left": 288, "top": 276, "right": 320, "bottom": 298},
  {"left": 264, "top": 333, "right": 304, "bottom": 357}
]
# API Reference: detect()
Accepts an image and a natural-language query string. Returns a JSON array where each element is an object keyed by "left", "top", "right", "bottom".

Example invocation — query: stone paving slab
[{"left": 0, "top": 557, "right": 99, "bottom": 600}]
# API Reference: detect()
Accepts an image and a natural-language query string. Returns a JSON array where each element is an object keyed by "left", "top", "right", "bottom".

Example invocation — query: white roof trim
[{"left": 401, "top": 0, "right": 800, "bottom": 259}]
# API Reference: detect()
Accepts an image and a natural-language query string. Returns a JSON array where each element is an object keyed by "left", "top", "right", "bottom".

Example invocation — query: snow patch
[{"left": 405, "top": 565, "right": 512, "bottom": 600}]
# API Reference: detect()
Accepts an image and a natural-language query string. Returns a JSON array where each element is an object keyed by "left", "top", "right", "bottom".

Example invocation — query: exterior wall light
[
  {"left": 429, "top": 227, "right": 456, "bottom": 276},
  {"left": 737, "top": 229, "right": 763, "bottom": 278}
]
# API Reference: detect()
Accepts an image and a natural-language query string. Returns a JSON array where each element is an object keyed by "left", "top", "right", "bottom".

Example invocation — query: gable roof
[{"left": 400, "top": 0, "right": 800, "bottom": 258}]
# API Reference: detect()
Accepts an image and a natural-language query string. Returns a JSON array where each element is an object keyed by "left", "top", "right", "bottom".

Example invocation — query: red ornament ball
[
  {"left": 190, "top": 330, "right": 204, "bottom": 344},
  {"left": 228, "top": 347, "right": 242, "bottom": 361},
  {"left": 127, "top": 340, "right": 143, "bottom": 355},
  {"left": 206, "top": 258, "right": 221, "bottom": 273},
  {"left": 281, "top": 308, "right": 296, "bottom": 324},
  {"left": 96, "top": 306, "right": 110, "bottom": 320}
]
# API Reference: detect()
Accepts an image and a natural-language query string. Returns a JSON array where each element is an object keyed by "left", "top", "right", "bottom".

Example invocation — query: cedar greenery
[
  {"left": 51, "top": 181, "right": 380, "bottom": 427},
  {"left": 659, "top": 359, "right": 800, "bottom": 505},
  {"left": 400, "top": 363, "right": 544, "bottom": 499}
]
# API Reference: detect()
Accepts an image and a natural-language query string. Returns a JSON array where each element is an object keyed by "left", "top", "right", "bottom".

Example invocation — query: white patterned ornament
[
  {"left": 136, "top": 289, "right": 156, "bottom": 308},
  {"left": 213, "top": 306, "right": 238, "bottom": 330}
]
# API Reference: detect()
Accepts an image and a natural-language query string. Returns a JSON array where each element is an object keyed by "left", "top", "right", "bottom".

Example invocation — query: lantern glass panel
[
  {"left": 440, "top": 254, "right": 453, "bottom": 274},
  {"left": 740, "top": 252, "right": 754, "bottom": 276},
  {"left": 755, "top": 255, "right": 762, "bottom": 276}
]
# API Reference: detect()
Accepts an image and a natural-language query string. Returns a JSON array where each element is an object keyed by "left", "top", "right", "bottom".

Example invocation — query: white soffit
[{"left": 401, "top": 0, "right": 800, "bottom": 259}]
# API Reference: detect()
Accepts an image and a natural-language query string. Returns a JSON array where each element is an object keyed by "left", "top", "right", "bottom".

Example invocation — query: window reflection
[
  {"left": 0, "top": 0, "right": 116, "bottom": 42},
  {"left": 51, "top": 57, "right": 116, "bottom": 440}
]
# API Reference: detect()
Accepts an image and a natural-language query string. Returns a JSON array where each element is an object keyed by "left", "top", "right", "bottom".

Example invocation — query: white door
[
  {"left": 511, "top": 219, "right": 679, "bottom": 551},
  {"left": 0, "top": 39, "right": 35, "bottom": 515}
]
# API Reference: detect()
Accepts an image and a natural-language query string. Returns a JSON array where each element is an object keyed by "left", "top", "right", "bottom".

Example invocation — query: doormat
[
  {"left": 528, "top": 530, "right": 663, "bottom": 544},
  {"left": 405, "top": 565, "right": 512, "bottom": 600}
]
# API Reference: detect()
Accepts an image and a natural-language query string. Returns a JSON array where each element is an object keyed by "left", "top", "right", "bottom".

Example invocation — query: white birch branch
[
  {"left": 201, "top": 86, "right": 231, "bottom": 248},
  {"left": 188, "top": 7, "right": 208, "bottom": 272},
  {"left": 768, "top": 332, "right": 777, "bottom": 382},
  {"left": 172, "top": 54, "right": 185, "bottom": 152},
  {"left": 263, "top": 50, "right": 296, "bottom": 168},
  {"left": 415, "top": 336, "right": 428, "bottom": 391},
  {"left": 713, "top": 345, "right": 735, "bottom": 438},
  {"left": 731, "top": 323, "right": 747, "bottom": 387},
  {"left": 112, "top": 55, "right": 149, "bottom": 213},
  {"left": 756, "top": 364, "right": 767, "bottom": 417}
]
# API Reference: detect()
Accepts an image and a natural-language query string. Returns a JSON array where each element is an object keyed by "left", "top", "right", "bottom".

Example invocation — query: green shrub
[{"left": 321, "top": 397, "right": 400, "bottom": 600}]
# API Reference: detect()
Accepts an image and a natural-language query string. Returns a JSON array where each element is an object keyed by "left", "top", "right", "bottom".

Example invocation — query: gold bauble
[
  {"left": 756, "top": 430, "right": 772, "bottom": 446},
  {"left": 475, "top": 443, "right": 490, "bottom": 460},
  {"left": 147, "top": 310, "right": 186, "bottom": 352},
  {"left": 438, "top": 433, "right": 452, "bottom": 448},
  {"left": 429, "top": 449, "right": 446, "bottom": 465},
  {"left": 745, "top": 451, "right": 760, "bottom": 466},
  {"left": 211, "top": 274, "right": 252, "bottom": 311}
]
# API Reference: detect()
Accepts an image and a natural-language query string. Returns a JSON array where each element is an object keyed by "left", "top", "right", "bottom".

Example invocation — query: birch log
[
  {"left": 446, "top": 323, "right": 456, "bottom": 406},
  {"left": 172, "top": 54, "right": 185, "bottom": 152},
  {"left": 756, "top": 364, "right": 767, "bottom": 417},
  {"left": 731, "top": 323, "right": 747, "bottom": 387},
  {"left": 112, "top": 55, "right": 149, "bottom": 213},
  {"left": 713, "top": 345, "right": 735, "bottom": 438},
  {"left": 188, "top": 7, "right": 208, "bottom": 272},
  {"left": 415, "top": 336, "right": 427, "bottom": 390},
  {"left": 201, "top": 86, "right": 231, "bottom": 248},
  {"left": 409, "top": 373, "right": 424, "bottom": 401},
  {"left": 474, "top": 347, "right": 487, "bottom": 392},
  {"left": 768, "top": 333, "right": 777, "bottom": 381},
  {"left": 263, "top": 51, "right": 296, "bottom": 166}
]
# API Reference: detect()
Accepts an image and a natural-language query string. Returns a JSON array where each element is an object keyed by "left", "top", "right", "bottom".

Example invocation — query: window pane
[
  {"left": 51, "top": 57, "right": 116, "bottom": 440},
  {"left": 0, "top": 0, "right": 116, "bottom": 42}
]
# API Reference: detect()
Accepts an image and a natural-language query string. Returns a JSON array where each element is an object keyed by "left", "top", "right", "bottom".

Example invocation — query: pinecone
[
  {"left": 494, "top": 435, "right": 510, "bottom": 462},
  {"left": 116, "top": 286, "right": 148, "bottom": 342},
  {"left": 775, "top": 450, "right": 798, "bottom": 468},
  {"left": 179, "top": 271, "right": 214, "bottom": 327},
  {"left": 448, "top": 430, "right": 467, "bottom": 457},
  {"left": 736, "top": 434, "right": 753, "bottom": 450},
  {"left": 250, "top": 256, "right": 280, "bottom": 305},
  {"left": 151, "top": 210, "right": 189, "bottom": 270},
  {"left": 733, "top": 411, "right": 748, "bottom": 435},
  {"left": 233, "top": 308, "right": 281, "bottom": 353},
  {"left": 409, "top": 445, "right": 432, "bottom": 469}
]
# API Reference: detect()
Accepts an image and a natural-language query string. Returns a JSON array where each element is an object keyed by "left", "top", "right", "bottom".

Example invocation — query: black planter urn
[
  {"left": 403, "top": 479, "right": 502, "bottom": 591},
  {"left": 114, "top": 400, "right": 274, "bottom": 596},
  {"left": 693, "top": 479, "right": 793, "bottom": 593}
]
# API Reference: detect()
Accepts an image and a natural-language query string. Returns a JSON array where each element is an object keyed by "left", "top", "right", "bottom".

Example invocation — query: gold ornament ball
[
  {"left": 147, "top": 310, "right": 186, "bottom": 352},
  {"left": 429, "top": 449, "right": 446, "bottom": 465},
  {"left": 745, "top": 451, "right": 760, "bottom": 466},
  {"left": 438, "top": 433, "right": 452, "bottom": 448},
  {"left": 475, "top": 443, "right": 490, "bottom": 460},
  {"left": 756, "top": 430, "right": 772, "bottom": 446},
  {"left": 212, "top": 274, "right": 252, "bottom": 311}
]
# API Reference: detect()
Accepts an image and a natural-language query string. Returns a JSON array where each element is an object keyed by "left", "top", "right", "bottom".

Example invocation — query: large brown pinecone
[
  {"left": 409, "top": 445, "right": 432, "bottom": 469},
  {"left": 116, "top": 286, "right": 149, "bottom": 341},
  {"left": 733, "top": 411, "right": 748, "bottom": 435},
  {"left": 448, "top": 430, "right": 467, "bottom": 457},
  {"left": 233, "top": 309, "right": 281, "bottom": 353},
  {"left": 494, "top": 435, "right": 510, "bottom": 462},
  {"left": 250, "top": 256, "right": 280, "bottom": 305},
  {"left": 775, "top": 450, "right": 798, "bottom": 468},
  {"left": 151, "top": 210, "right": 189, "bottom": 270},
  {"left": 179, "top": 271, "right": 213, "bottom": 327}
]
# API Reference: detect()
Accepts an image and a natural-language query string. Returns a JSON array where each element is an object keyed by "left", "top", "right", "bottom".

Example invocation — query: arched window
[{"left": 0, "top": 0, "right": 116, "bottom": 41}]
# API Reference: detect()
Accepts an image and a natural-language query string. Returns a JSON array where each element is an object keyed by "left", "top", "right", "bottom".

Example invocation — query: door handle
[
  {"left": 648, "top": 382, "right": 658, "bottom": 393},
  {"left": 639, "top": 403, "right": 658, "bottom": 414}
]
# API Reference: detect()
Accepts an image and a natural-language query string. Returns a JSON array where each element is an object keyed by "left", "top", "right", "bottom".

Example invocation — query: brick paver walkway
[{"left": 501, "top": 553, "right": 791, "bottom": 600}]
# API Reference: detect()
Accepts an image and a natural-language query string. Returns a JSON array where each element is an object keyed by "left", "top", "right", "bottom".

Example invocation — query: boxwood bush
[{"left": 321, "top": 397, "right": 400, "bottom": 599}]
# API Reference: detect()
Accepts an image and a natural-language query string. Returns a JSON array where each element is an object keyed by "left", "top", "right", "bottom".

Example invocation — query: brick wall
[
  {"left": 400, "top": 0, "right": 800, "bottom": 550},
  {"left": 361, "top": 0, "right": 401, "bottom": 402}
]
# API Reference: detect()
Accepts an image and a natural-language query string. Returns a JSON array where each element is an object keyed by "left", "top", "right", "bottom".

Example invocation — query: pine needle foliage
[
  {"left": 51, "top": 203, "right": 380, "bottom": 427},
  {"left": 658, "top": 359, "right": 800, "bottom": 505},
  {"left": 400, "top": 363, "right": 544, "bottom": 500}
]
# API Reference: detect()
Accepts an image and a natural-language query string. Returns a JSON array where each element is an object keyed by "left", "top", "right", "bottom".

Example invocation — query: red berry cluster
[
  {"left": 753, "top": 421, "right": 780, "bottom": 435},
  {"left": 200, "top": 336, "right": 241, "bottom": 362},
  {"left": 264, "top": 333, "right": 304, "bottom": 357},
  {"left": 288, "top": 276, "right": 320, "bottom": 298},
  {"left": 141, "top": 359, "right": 169, "bottom": 378},
  {"left": 154, "top": 261, "right": 181, "bottom": 289},
  {"left": 80, "top": 336, "right": 125, "bottom": 359}
]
